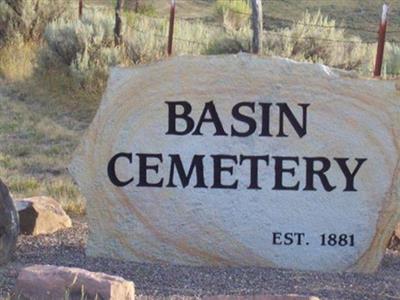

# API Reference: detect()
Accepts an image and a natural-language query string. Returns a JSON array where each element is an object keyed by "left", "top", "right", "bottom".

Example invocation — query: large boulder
[
  {"left": 0, "top": 179, "right": 19, "bottom": 265},
  {"left": 70, "top": 55, "right": 399, "bottom": 273},
  {"left": 14, "top": 196, "right": 72, "bottom": 235},
  {"left": 16, "top": 265, "right": 135, "bottom": 300}
]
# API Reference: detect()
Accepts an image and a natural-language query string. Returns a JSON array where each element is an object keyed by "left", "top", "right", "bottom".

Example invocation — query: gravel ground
[{"left": 0, "top": 219, "right": 399, "bottom": 300}]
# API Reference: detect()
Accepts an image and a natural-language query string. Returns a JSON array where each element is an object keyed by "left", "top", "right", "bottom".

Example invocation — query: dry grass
[
  {"left": 0, "top": 36, "right": 102, "bottom": 216},
  {"left": 124, "top": 10, "right": 251, "bottom": 59},
  {"left": 264, "top": 11, "right": 376, "bottom": 73},
  {"left": 0, "top": 90, "right": 86, "bottom": 214},
  {"left": 0, "top": 39, "right": 37, "bottom": 81},
  {"left": 215, "top": 0, "right": 251, "bottom": 30},
  {"left": 0, "top": 39, "right": 97, "bottom": 215}
]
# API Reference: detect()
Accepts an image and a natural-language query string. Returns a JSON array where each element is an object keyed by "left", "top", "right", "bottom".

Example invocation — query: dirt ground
[{"left": 0, "top": 219, "right": 399, "bottom": 300}]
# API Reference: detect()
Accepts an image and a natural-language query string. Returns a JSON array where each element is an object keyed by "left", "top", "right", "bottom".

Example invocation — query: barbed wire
[
  {"left": 87, "top": 4, "right": 400, "bottom": 34},
  {"left": 124, "top": 11, "right": 399, "bottom": 36},
  {"left": 266, "top": 16, "right": 377, "bottom": 33},
  {"left": 125, "top": 24, "right": 209, "bottom": 46},
  {"left": 221, "top": 7, "right": 400, "bottom": 34},
  {"left": 82, "top": 3, "right": 400, "bottom": 46},
  {"left": 266, "top": 31, "right": 377, "bottom": 45},
  {"left": 125, "top": 23, "right": 400, "bottom": 47}
]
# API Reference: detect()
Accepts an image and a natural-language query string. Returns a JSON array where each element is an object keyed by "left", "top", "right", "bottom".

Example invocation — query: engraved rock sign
[{"left": 70, "top": 55, "right": 400, "bottom": 273}]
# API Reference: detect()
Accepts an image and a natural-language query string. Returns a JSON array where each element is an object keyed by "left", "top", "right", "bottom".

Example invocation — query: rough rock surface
[
  {"left": 15, "top": 196, "right": 72, "bottom": 235},
  {"left": 16, "top": 264, "right": 135, "bottom": 299},
  {"left": 0, "top": 179, "right": 18, "bottom": 265},
  {"left": 396, "top": 223, "right": 400, "bottom": 239},
  {"left": 70, "top": 55, "right": 399, "bottom": 273}
]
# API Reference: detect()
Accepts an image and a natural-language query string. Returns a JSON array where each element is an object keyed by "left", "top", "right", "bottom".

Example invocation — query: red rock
[{"left": 16, "top": 264, "right": 135, "bottom": 299}]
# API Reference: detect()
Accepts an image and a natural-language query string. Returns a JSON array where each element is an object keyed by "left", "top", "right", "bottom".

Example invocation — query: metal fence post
[
  {"left": 167, "top": 0, "right": 176, "bottom": 56},
  {"left": 373, "top": 3, "right": 389, "bottom": 77},
  {"left": 79, "top": 0, "right": 83, "bottom": 19}
]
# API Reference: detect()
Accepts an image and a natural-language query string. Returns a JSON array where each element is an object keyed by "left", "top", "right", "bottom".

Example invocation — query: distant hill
[{"left": 87, "top": 0, "right": 400, "bottom": 43}]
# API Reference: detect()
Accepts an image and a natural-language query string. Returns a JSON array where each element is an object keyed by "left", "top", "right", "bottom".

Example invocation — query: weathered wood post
[
  {"left": 0, "top": 179, "right": 19, "bottom": 265},
  {"left": 250, "top": 0, "right": 263, "bottom": 54},
  {"left": 79, "top": 0, "right": 83, "bottom": 19},
  {"left": 167, "top": 0, "right": 176, "bottom": 56},
  {"left": 114, "top": 0, "right": 125, "bottom": 46},
  {"left": 134, "top": 0, "right": 140, "bottom": 13},
  {"left": 374, "top": 3, "right": 389, "bottom": 77}
]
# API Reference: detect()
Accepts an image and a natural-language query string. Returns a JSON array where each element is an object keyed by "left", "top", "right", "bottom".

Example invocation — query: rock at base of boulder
[
  {"left": 0, "top": 179, "right": 19, "bottom": 265},
  {"left": 389, "top": 223, "right": 400, "bottom": 250},
  {"left": 395, "top": 223, "right": 400, "bottom": 240},
  {"left": 14, "top": 196, "right": 72, "bottom": 235},
  {"left": 16, "top": 264, "right": 135, "bottom": 300}
]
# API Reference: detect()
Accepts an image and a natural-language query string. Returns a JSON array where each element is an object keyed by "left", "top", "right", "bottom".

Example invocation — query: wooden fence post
[
  {"left": 135, "top": 0, "right": 140, "bottom": 13},
  {"left": 374, "top": 3, "right": 389, "bottom": 77},
  {"left": 79, "top": 0, "right": 83, "bottom": 19},
  {"left": 167, "top": 0, "right": 176, "bottom": 56},
  {"left": 114, "top": 0, "right": 125, "bottom": 46},
  {"left": 251, "top": 0, "right": 263, "bottom": 54}
]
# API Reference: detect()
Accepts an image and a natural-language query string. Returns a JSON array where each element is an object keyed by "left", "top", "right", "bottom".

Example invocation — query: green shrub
[
  {"left": 383, "top": 43, "right": 400, "bottom": 77},
  {"left": 124, "top": 12, "right": 168, "bottom": 63},
  {"left": 215, "top": 0, "right": 251, "bottom": 31},
  {"left": 124, "top": 13, "right": 250, "bottom": 61},
  {"left": 0, "top": 0, "right": 71, "bottom": 45},
  {"left": 136, "top": 3, "right": 157, "bottom": 17},
  {"left": 41, "top": 10, "right": 126, "bottom": 90},
  {"left": 265, "top": 11, "right": 373, "bottom": 71}
]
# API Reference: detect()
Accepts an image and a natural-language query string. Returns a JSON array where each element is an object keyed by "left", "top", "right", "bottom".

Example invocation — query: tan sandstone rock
[
  {"left": 15, "top": 196, "right": 72, "bottom": 235},
  {"left": 16, "top": 264, "right": 135, "bottom": 300},
  {"left": 395, "top": 223, "right": 400, "bottom": 239},
  {"left": 70, "top": 55, "right": 399, "bottom": 273}
]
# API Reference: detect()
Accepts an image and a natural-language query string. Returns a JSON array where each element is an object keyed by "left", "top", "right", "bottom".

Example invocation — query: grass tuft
[{"left": 0, "top": 37, "right": 37, "bottom": 81}]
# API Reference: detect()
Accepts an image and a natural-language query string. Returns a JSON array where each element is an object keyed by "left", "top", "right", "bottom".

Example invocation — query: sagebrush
[
  {"left": 40, "top": 8, "right": 251, "bottom": 88},
  {"left": 0, "top": 0, "right": 70, "bottom": 45},
  {"left": 383, "top": 43, "right": 400, "bottom": 77},
  {"left": 265, "top": 11, "right": 375, "bottom": 72},
  {"left": 41, "top": 10, "right": 126, "bottom": 91},
  {"left": 215, "top": 0, "right": 251, "bottom": 30}
]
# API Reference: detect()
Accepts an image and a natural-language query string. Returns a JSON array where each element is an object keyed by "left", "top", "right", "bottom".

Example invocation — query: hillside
[{"left": 88, "top": 0, "right": 400, "bottom": 43}]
